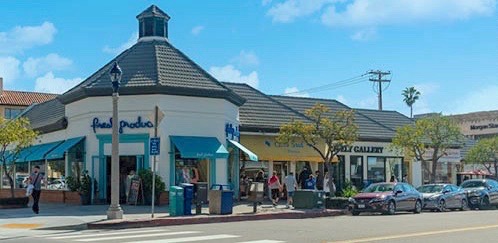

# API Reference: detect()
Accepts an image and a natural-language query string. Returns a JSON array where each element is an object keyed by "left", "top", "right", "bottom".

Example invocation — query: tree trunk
[
  {"left": 430, "top": 149, "right": 439, "bottom": 183},
  {"left": 410, "top": 106, "right": 413, "bottom": 118},
  {"left": 326, "top": 162, "right": 336, "bottom": 196},
  {"left": 2, "top": 164, "right": 15, "bottom": 198}
]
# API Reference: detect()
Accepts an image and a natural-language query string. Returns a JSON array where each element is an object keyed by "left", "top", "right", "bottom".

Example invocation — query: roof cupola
[{"left": 137, "top": 5, "right": 170, "bottom": 40}]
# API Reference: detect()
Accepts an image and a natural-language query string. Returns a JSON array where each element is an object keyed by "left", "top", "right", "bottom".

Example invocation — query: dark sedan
[
  {"left": 460, "top": 179, "right": 498, "bottom": 210},
  {"left": 418, "top": 184, "right": 467, "bottom": 212},
  {"left": 349, "top": 182, "right": 423, "bottom": 216}
]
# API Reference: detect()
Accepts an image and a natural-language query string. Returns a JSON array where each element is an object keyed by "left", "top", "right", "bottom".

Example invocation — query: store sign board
[
  {"left": 225, "top": 123, "right": 240, "bottom": 141},
  {"left": 150, "top": 137, "right": 160, "bottom": 156},
  {"left": 91, "top": 116, "right": 154, "bottom": 134},
  {"left": 341, "top": 146, "right": 384, "bottom": 154},
  {"left": 470, "top": 123, "right": 498, "bottom": 131}
]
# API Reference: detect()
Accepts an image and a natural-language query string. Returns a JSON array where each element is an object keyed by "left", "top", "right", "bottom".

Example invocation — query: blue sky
[{"left": 0, "top": 0, "right": 496, "bottom": 116}]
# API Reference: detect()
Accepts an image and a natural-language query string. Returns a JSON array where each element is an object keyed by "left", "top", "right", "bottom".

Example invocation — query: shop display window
[
  {"left": 350, "top": 156, "right": 363, "bottom": 189},
  {"left": 47, "top": 160, "right": 66, "bottom": 190},
  {"left": 367, "top": 157, "right": 386, "bottom": 183},
  {"left": 174, "top": 158, "right": 208, "bottom": 186},
  {"left": 386, "top": 157, "right": 403, "bottom": 182}
]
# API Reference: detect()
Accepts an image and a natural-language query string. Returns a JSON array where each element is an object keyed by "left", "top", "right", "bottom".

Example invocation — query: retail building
[{"left": 1, "top": 5, "right": 421, "bottom": 202}]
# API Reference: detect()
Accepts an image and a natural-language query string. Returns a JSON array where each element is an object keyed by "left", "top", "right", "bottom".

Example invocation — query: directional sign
[{"left": 150, "top": 137, "right": 160, "bottom": 156}]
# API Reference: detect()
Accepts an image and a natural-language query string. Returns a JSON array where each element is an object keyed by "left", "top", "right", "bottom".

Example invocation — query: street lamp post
[{"left": 107, "top": 62, "right": 123, "bottom": 220}]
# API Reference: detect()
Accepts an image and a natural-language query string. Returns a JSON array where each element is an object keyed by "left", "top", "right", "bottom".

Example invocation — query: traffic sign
[{"left": 150, "top": 137, "right": 160, "bottom": 155}]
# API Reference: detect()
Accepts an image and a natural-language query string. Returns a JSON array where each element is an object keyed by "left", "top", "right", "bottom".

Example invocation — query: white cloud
[
  {"left": 0, "top": 22, "right": 57, "bottom": 54},
  {"left": 283, "top": 87, "right": 310, "bottom": 97},
  {"left": 103, "top": 32, "right": 138, "bottom": 54},
  {"left": 267, "top": 0, "right": 337, "bottom": 23},
  {"left": 414, "top": 83, "right": 440, "bottom": 96},
  {"left": 0, "top": 56, "right": 21, "bottom": 84},
  {"left": 356, "top": 95, "right": 377, "bottom": 109},
  {"left": 23, "top": 53, "right": 73, "bottom": 78},
  {"left": 351, "top": 28, "right": 377, "bottom": 41},
  {"left": 231, "top": 50, "right": 260, "bottom": 67},
  {"left": 336, "top": 95, "right": 348, "bottom": 104},
  {"left": 321, "top": 0, "right": 497, "bottom": 27},
  {"left": 34, "top": 72, "right": 83, "bottom": 94},
  {"left": 209, "top": 65, "right": 259, "bottom": 88},
  {"left": 191, "top": 26, "right": 205, "bottom": 36},
  {"left": 448, "top": 85, "right": 498, "bottom": 114}
]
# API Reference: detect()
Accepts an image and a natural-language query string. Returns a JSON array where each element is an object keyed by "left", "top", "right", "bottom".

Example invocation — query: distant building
[
  {"left": 0, "top": 77, "right": 57, "bottom": 119},
  {"left": 447, "top": 110, "right": 498, "bottom": 140}
]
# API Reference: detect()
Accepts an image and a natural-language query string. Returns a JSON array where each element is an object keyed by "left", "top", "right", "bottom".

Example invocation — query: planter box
[
  {"left": 0, "top": 196, "right": 29, "bottom": 209},
  {"left": 159, "top": 191, "right": 169, "bottom": 205},
  {"left": 326, "top": 197, "right": 350, "bottom": 209},
  {"left": 64, "top": 191, "right": 82, "bottom": 205}
]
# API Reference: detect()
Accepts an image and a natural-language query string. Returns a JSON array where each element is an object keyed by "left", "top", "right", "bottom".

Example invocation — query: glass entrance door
[{"left": 106, "top": 156, "right": 137, "bottom": 203}]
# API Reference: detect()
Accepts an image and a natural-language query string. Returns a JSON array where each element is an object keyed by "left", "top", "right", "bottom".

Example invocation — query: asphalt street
[{"left": 3, "top": 209, "right": 498, "bottom": 243}]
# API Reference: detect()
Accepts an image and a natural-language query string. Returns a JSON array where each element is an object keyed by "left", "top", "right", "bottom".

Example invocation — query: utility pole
[{"left": 368, "top": 70, "right": 391, "bottom": 110}]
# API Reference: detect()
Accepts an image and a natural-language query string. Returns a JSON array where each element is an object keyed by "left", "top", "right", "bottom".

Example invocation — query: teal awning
[
  {"left": 15, "top": 146, "right": 40, "bottom": 163},
  {"left": 170, "top": 136, "right": 229, "bottom": 159},
  {"left": 45, "top": 137, "right": 85, "bottom": 160},
  {"left": 24, "top": 141, "right": 64, "bottom": 162},
  {"left": 228, "top": 139, "right": 258, "bottom": 161}
]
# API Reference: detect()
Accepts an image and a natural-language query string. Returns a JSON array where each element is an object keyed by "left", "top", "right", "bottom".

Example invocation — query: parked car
[
  {"left": 349, "top": 182, "right": 423, "bottom": 216},
  {"left": 47, "top": 179, "right": 67, "bottom": 190},
  {"left": 460, "top": 179, "right": 498, "bottom": 210},
  {"left": 417, "top": 184, "right": 467, "bottom": 212}
]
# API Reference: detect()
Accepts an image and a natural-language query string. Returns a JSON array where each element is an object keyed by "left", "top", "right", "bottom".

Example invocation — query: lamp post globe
[{"left": 107, "top": 61, "right": 124, "bottom": 220}]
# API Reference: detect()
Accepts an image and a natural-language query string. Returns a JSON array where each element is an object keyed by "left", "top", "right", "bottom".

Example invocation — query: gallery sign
[
  {"left": 341, "top": 145, "right": 384, "bottom": 154},
  {"left": 91, "top": 116, "right": 154, "bottom": 134}
]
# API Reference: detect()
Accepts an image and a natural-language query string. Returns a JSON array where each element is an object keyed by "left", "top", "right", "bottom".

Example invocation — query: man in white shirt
[{"left": 284, "top": 172, "right": 297, "bottom": 209}]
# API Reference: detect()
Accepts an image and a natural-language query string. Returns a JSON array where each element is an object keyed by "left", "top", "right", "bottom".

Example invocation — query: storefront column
[
  {"left": 268, "top": 160, "right": 273, "bottom": 197},
  {"left": 344, "top": 156, "right": 351, "bottom": 181},
  {"left": 290, "top": 161, "right": 296, "bottom": 175}
]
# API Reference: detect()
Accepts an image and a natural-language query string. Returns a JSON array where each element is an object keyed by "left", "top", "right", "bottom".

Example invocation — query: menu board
[{"left": 127, "top": 178, "right": 141, "bottom": 205}]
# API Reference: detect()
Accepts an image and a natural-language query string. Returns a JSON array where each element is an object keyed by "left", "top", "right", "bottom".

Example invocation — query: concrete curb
[{"left": 87, "top": 209, "right": 346, "bottom": 230}]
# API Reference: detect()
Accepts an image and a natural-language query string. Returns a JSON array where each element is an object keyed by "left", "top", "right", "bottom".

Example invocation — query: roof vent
[{"left": 137, "top": 5, "right": 171, "bottom": 40}]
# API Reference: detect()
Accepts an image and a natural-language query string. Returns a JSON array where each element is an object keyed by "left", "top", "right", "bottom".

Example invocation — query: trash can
[
  {"left": 208, "top": 184, "right": 234, "bottom": 215},
  {"left": 293, "top": 190, "right": 315, "bottom": 209},
  {"left": 181, "top": 183, "right": 194, "bottom": 215},
  {"left": 195, "top": 182, "right": 208, "bottom": 204},
  {"left": 169, "top": 186, "right": 184, "bottom": 216}
]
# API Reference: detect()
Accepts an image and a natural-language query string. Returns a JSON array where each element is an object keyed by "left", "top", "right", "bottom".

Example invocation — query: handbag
[{"left": 26, "top": 184, "right": 34, "bottom": 196}]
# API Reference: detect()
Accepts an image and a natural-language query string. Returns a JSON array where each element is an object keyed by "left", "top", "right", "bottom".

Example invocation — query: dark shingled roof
[
  {"left": 222, "top": 83, "right": 309, "bottom": 133},
  {"left": 354, "top": 108, "right": 414, "bottom": 131},
  {"left": 137, "top": 4, "right": 170, "bottom": 19},
  {"left": 22, "top": 98, "right": 66, "bottom": 133},
  {"left": 272, "top": 95, "right": 398, "bottom": 141},
  {"left": 59, "top": 39, "right": 245, "bottom": 106}
]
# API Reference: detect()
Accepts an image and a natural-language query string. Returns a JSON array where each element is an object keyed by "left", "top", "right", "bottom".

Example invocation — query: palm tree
[{"left": 402, "top": 87, "right": 421, "bottom": 118}]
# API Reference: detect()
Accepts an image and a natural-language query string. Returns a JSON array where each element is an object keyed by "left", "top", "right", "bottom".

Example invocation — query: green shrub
[
  {"left": 341, "top": 180, "right": 358, "bottom": 197},
  {"left": 66, "top": 175, "right": 80, "bottom": 192},
  {"left": 138, "top": 169, "right": 166, "bottom": 205}
]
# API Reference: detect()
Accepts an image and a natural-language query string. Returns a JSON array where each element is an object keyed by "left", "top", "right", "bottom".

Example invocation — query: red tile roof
[{"left": 0, "top": 90, "right": 57, "bottom": 106}]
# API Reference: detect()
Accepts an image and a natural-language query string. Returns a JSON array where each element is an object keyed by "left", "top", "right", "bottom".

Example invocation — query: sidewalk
[{"left": 0, "top": 202, "right": 346, "bottom": 231}]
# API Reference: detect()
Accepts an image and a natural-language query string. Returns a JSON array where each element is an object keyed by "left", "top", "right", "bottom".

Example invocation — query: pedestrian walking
[
  {"left": 284, "top": 172, "right": 297, "bottom": 209},
  {"left": 28, "top": 165, "right": 44, "bottom": 214},
  {"left": 268, "top": 171, "right": 282, "bottom": 206}
]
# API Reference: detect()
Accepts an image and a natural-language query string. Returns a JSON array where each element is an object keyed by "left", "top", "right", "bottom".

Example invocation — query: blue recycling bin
[
  {"left": 208, "top": 184, "right": 233, "bottom": 215},
  {"left": 181, "top": 183, "right": 194, "bottom": 215},
  {"left": 169, "top": 186, "right": 184, "bottom": 216}
]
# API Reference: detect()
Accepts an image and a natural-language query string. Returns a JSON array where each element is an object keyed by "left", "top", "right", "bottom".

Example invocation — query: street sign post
[{"left": 150, "top": 137, "right": 160, "bottom": 155}]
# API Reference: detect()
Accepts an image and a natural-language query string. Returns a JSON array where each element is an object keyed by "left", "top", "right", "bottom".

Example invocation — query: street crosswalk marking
[
  {"left": 48, "top": 229, "right": 167, "bottom": 239},
  {"left": 75, "top": 231, "right": 200, "bottom": 242},
  {"left": 133, "top": 234, "right": 240, "bottom": 243},
  {"left": 35, "top": 228, "right": 286, "bottom": 243},
  {"left": 237, "top": 241, "right": 286, "bottom": 243}
]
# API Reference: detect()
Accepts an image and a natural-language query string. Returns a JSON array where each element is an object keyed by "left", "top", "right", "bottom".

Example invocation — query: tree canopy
[
  {"left": 391, "top": 114, "right": 463, "bottom": 183},
  {"left": 464, "top": 136, "right": 498, "bottom": 178},
  {"left": 0, "top": 117, "right": 38, "bottom": 198},
  {"left": 277, "top": 103, "right": 358, "bottom": 194}
]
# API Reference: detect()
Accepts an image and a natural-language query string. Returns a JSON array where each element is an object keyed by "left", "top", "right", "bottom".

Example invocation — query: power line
[
  {"left": 282, "top": 73, "right": 369, "bottom": 95},
  {"left": 368, "top": 70, "right": 391, "bottom": 111}
]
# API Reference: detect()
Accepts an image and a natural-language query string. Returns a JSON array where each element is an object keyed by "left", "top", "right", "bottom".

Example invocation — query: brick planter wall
[
  {"left": 159, "top": 191, "right": 169, "bottom": 205},
  {"left": 0, "top": 189, "right": 83, "bottom": 205}
]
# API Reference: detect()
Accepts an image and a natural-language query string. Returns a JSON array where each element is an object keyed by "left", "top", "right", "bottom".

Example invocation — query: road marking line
[
  {"left": 48, "top": 229, "right": 166, "bottom": 239},
  {"left": 237, "top": 240, "right": 286, "bottom": 243},
  {"left": 133, "top": 234, "right": 240, "bottom": 243},
  {"left": 75, "top": 231, "right": 200, "bottom": 242},
  {"left": 1, "top": 223, "right": 42, "bottom": 229},
  {"left": 328, "top": 224, "right": 498, "bottom": 243}
]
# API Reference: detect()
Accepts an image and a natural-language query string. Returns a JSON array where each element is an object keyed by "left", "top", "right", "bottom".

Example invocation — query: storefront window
[
  {"left": 174, "top": 158, "right": 208, "bottom": 186},
  {"left": 386, "top": 157, "right": 403, "bottom": 182},
  {"left": 47, "top": 160, "right": 66, "bottom": 190},
  {"left": 367, "top": 157, "right": 386, "bottom": 184},
  {"left": 350, "top": 156, "right": 363, "bottom": 189}
]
